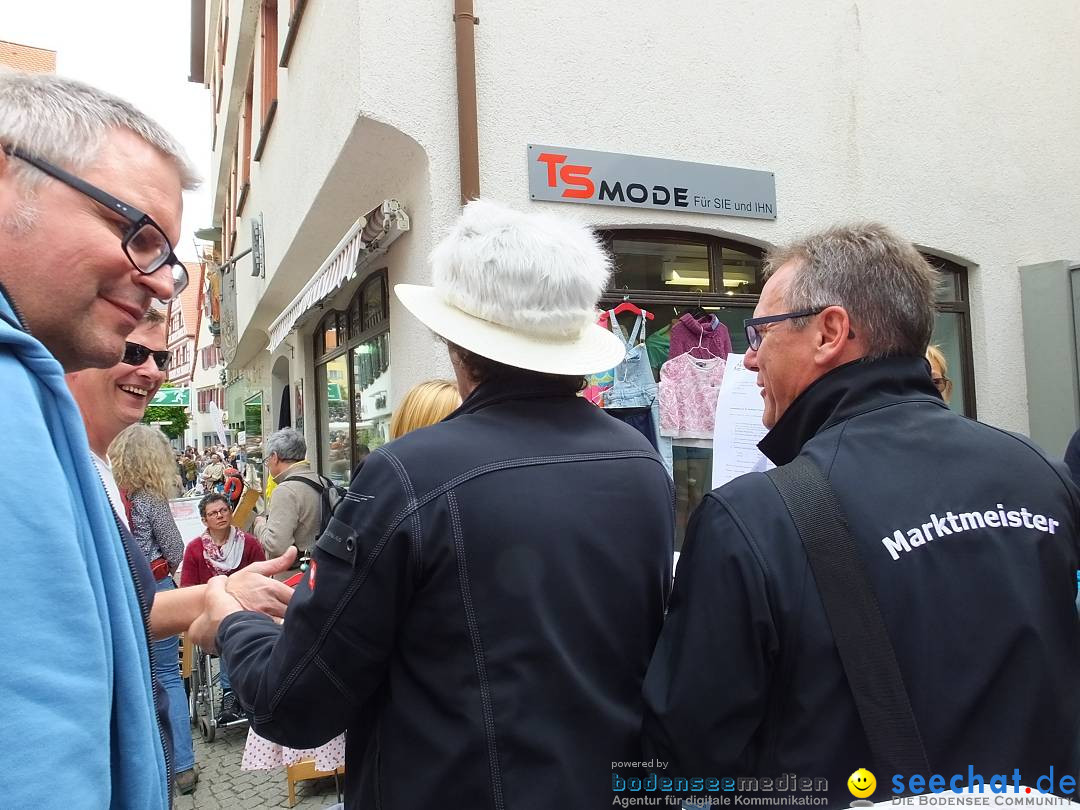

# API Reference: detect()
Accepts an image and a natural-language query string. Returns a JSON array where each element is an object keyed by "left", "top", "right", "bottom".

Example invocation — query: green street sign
[{"left": 150, "top": 388, "right": 190, "bottom": 407}]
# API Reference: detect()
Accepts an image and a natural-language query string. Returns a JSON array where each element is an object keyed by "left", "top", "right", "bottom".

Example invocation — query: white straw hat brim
[{"left": 395, "top": 284, "right": 627, "bottom": 376}]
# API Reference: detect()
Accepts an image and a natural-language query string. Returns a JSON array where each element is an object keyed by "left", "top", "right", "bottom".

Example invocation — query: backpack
[{"left": 292, "top": 474, "right": 347, "bottom": 547}]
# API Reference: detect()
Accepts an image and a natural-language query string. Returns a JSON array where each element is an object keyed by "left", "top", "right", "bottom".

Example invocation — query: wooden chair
[
  {"left": 286, "top": 760, "right": 345, "bottom": 807},
  {"left": 179, "top": 633, "right": 194, "bottom": 679}
]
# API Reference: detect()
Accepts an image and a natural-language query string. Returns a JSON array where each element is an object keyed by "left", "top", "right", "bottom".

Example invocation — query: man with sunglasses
[
  {"left": 66, "top": 308, "right": 296, "bottom": 796},
  {"left": 67, "top": 313, "right": 174, "bottom": 457},
  {"left": 0, "top": 71, "right": 205, "bottom": 808},
  {"left": 643, "top": 223, "right": 1080, "bottom": 805}
]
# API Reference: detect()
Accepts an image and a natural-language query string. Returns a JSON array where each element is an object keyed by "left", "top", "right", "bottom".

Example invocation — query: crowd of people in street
[
  {"left": 172, "top": 444, "right": 247, "bottom": 495},
  {"left": 2, "top": 69, "right": 1080, "bottom": 810}
]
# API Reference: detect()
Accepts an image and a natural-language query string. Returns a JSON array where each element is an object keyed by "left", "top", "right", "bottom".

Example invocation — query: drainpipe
[{"left": 453, "top": 0, "right": 480, "bottom": 205}]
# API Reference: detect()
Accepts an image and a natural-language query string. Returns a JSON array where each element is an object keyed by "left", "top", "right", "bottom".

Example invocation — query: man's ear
[{"left": 815, "top": 306, "right": 855, "bottom": 364}]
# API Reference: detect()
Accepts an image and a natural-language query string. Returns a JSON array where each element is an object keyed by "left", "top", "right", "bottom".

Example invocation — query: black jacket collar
[
  {"left": 758, "top": 354, "right": 946, "bottom": 466},
  {"left": 449, "top": 372, "right": 580, "bottom": 419}
]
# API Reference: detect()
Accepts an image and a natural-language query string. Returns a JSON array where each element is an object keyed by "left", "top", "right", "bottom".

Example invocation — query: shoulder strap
[
  {"left": 766, "top": 455, "right": 931, "bottom": 777},
  {"left": 289, "top": 475, "right": 325, "bottom": 495}
]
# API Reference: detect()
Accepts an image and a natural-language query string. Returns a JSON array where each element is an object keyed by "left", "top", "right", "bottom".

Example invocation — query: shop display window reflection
[
  {"left": 351, "top": 333, "right": 391, "bottom": 470},
  {"left": 314, "top": 270, "right": 391, "bottom": 484}
]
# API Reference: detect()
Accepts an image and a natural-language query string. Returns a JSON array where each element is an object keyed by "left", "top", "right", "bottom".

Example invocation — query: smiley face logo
[{"left": 847, "top": 768, "right": 876, "bottom": 798}]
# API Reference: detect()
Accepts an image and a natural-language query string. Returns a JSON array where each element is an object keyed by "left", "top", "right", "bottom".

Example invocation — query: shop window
[
  {"left": 923, "top": 255, "right": 976, "bottom": 418},
  {"left": 314, "top": 270, "right": 391, "bottom": 485},
  {"left": 598, "top": 230, "right": 766, "bottom": 550},
  {"left": 610, "top": 238, "right": 709, "bottom": 294},
  {"left": 351, "top": 332, "right": 392, "bottom": 469},
  {"left": 243, "top": 391, "right": 264, "bottom": 470},
  {"left": 316, "top": 355, "right": 351, "bottom": 482}
]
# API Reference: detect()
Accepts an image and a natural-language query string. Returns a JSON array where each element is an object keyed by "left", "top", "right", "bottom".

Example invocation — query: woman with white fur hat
[{"left": 195, "top": 199, "right": 676, "bottom": 810}]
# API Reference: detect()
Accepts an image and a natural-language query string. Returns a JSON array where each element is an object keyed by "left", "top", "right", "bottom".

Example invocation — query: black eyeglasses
[
  {"left": 2, "top": 145, "right": 188, "bottom": 300},
  {"left": 932, "top": 375, "right": 952, "bottom": 393},
  {"left": 121, "top": 341, "right": 171, "bottom": 371},
  {"left": 743, "top": 307, "right": 832, "bottom": 351}
]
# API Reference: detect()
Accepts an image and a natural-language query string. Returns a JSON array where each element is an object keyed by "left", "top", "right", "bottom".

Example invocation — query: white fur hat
[{"left": 395, "top": 199, "right": 625, "bottom": 375}]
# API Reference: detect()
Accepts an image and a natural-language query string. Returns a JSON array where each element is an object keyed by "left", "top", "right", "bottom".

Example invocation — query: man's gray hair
[
  {"left": 266, "top": 428, "right": 307, "bottom": 462},
  {"left": 765, "top": 223, "right": 939, "bottom": 359},
  {"left": 0, "top": 70, "right": 201, "bottom": 199}
]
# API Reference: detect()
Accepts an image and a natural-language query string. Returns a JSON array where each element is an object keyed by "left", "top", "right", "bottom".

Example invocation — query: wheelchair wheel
[{"left": 199, "top": 716, "right": 216, "bottom": 742}]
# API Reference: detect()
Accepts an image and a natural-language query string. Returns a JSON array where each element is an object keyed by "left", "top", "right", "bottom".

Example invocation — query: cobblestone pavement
[{"left": 174, "top": 723, "right": 343, "bottom": 809}]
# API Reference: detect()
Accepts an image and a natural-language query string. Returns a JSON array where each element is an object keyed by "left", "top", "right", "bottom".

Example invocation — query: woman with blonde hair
[
  {"left": 350, "top": 381, "right": 462, "bottom": 484},
  {"left": 925, "top": 344, "right": 953, "bottom": 404},
  {"left": 389, "top": 380, "right": 462, "bottom": 440},
  {"left": 108, "top": 423, "right": 198, "bottom": 793}
]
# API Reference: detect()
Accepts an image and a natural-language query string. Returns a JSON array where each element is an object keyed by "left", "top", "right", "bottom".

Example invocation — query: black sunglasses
[
  {"left": 2, "top": 145, "right": 188, "bottom": 300},
  {"left": 122, "top": 341, "right": 171, "bottom": 371}
]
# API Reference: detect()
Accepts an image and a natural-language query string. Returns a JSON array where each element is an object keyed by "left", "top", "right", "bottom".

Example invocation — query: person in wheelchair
[{"left": 181, "top": 493, "right": 264, "bottom": 724}]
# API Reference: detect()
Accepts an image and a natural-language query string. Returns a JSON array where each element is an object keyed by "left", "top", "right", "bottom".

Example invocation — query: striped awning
[{"left": 267, "top": 200, "right": 409, "bottom": 352}]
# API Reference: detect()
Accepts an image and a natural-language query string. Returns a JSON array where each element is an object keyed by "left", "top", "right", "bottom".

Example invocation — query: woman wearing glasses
[
  {"left": 926, "top": 344, "right": 953, "bottom": 404},
  {"left": 181, "top": 494, "right": 265, "bottom": 725}
]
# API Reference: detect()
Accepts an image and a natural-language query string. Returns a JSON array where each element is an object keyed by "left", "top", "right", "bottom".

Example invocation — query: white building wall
[
  {"left": 191, "top": 308, "right": 226, "bottom": 451},
  {"left": 469, "top": 0, "right": 1080, "bottom": 433},
  {"left": 210, "top": 0, "right": 1080, "bottom": 436}
]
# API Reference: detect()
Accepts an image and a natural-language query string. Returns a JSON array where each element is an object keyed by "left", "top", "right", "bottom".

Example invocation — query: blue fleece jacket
[{"left": 0, "top": 289, "right": 169, "bottom": 808}]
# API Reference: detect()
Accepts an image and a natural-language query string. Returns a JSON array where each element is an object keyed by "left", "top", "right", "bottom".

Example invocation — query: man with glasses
[
  {"left": 0, "top": 71, "right": 203, "bottom": 808},
  {"left": 643, "top": 223, "right": 1080, "bottom": 805}
]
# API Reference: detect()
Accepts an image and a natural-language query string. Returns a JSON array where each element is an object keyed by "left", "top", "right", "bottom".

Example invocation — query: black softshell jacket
[
  {"left": 218, "top": 375, "right": 675, "bottom": 809},
  {"left": 644, "top": 356, "right": 1080, "bottom": 807}
]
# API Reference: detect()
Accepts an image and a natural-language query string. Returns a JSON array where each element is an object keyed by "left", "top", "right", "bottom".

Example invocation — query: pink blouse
[{"left": 659, "top": 352, "right": 727, "bottom": 439}]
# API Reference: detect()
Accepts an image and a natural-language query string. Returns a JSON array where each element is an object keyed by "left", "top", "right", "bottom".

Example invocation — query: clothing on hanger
[
  {"left": 669, "top": 312, "right": 732, "bottom": 361},
  {"left": 658, "top": 352, "right": 727, "bottom": 439},
  {"left": 602, "top": 309, "right": 673, "bottom": 478},
  {"left": 645, "top": 323, "right": 671, "bottom": 374}
]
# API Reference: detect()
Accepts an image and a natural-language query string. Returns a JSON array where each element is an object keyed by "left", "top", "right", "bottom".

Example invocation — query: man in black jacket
[
  {"left": 643, "top": 223, "right": 1080, "bottom": 807},
  {"left": 190, "top": 199, "right": 675, "bottom": 809}
]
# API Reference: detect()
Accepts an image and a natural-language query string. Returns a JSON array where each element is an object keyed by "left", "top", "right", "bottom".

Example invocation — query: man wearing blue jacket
[{"left": 0, "top": 72, "right": 197, "bottom": 807}]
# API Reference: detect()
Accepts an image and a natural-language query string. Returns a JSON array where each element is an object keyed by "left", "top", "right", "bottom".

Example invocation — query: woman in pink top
[
  {"left": 180, "top": 492, "right": 263, "bottom": 725},
  {"left": 180, "top": 493, "right": 264, "bottom": 586}
]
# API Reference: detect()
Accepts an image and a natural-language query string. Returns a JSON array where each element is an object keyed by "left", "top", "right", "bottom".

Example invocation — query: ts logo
[{"left": 537, "top": 152, "right": 595, "bottom": 199}]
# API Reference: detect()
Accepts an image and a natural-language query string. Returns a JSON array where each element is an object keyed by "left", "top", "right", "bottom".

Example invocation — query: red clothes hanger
[{"left": 597, "top": 300, "right": 655, "bottom": 327}]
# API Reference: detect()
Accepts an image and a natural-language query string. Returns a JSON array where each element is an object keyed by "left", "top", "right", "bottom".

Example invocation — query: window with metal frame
[
  {"left": 596, "top": 230, "right": 766, "bottom": 550},
  {"left": 924, "top": 254, "right": 976, "bottom": 418},
  {"left": 314, "top": 270, "right": 392, "bottom": 485}
]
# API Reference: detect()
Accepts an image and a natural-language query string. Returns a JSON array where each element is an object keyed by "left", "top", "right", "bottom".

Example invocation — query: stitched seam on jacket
[
  {"left": 449, "top": 490, "right": 506, "bottom": 810},
  {"left": 382, "top": 449, "right": 424, "bottom": 580},
  {"left": 315, "top": 654, "right": 358, "bottom": 704},
  {"left": 383, "top": 450, "right": 662, "bottom": 541},
  {"left": 267, "top": 450, "right": 660, "bottom": 716},
  {"left": 266, "top": 527, "right": 402, "bottom": 714},
  {"left": 707, "top": 487, "right": 774, "bottom": 584}
]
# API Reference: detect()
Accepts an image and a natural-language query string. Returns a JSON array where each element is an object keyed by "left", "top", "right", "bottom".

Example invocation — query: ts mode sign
[{"left": 527, "top": 144, "right": 776, "bottom": 220}]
